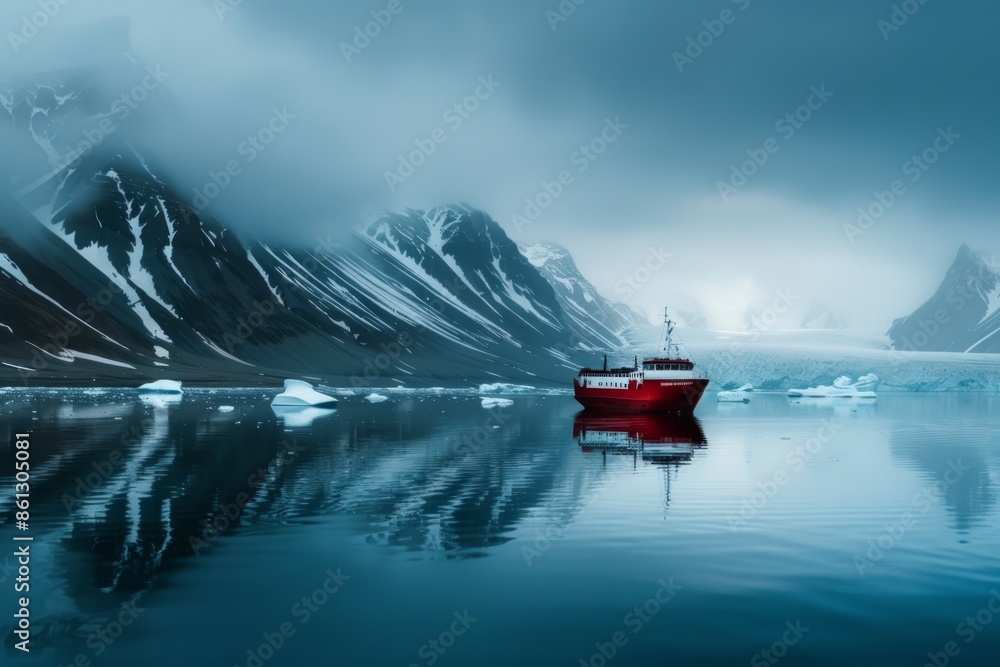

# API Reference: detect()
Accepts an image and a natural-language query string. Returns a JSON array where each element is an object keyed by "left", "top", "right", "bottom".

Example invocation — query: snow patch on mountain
[
  {"left": 0, "top": 250, "right": 123, "bottom": 347},
  {"left": 246, "top": 247, "right": 284, "bottom": 305},
  {"left": 357, "top": 230, "right": 515, "bottom": 343},
  {"left": 67, "top": 350, "right": 136, "bottom": 370},
  {"left": 156, "top": 196, "right": 195, "bottom": 293}
]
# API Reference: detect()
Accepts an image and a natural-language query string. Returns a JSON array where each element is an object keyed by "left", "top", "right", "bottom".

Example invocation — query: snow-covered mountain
[
  {"left": 519, "top": 242, "right": 650, "bottom": 350},
  {"left": 888, "top": 244, "right": 1000, "bottom": 354},
  {"left": 0, "top": 38, "right": 643, "bottom": 386}
]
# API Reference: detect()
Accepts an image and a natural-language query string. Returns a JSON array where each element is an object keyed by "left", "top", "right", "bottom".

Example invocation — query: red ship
[{"left": 573, "top": 309, "right": 709, "bottom": 413}]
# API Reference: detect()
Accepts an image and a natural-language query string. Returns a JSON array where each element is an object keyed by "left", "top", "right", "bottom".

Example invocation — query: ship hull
[{"left": 573, "top": 378, "right": 709, "bottom": 413}]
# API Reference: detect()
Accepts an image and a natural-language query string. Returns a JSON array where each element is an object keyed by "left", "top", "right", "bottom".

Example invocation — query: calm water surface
[{"left": 1, "top": 389, "right": 998, "bottom": 666}]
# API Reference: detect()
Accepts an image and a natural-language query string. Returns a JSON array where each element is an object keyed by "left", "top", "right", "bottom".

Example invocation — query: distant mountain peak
[{"left": 888, "top": 243, "right": 1000, "bottom": 353}]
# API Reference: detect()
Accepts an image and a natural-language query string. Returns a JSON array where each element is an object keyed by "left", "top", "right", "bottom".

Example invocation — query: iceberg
[
  {"left": 218, "top": 405, "right": 235, "bottom": 412},
  {"left": 270, "top": 380, "right": 339, "bottom": 408},
  {"left": 788, "top": 374, "right": 879, "bottom": 398},
  {"left": 138, "top": 380, "right": 183, "bottom": 394},
  {"left": 717, "top": 383, "right": 753, "bottom": 403},
  {"left": 833, "top": 373, "right": 880, "bottom": 392},
  {"left": 365, "top": 393, "right": 389, "bottom": 403}
]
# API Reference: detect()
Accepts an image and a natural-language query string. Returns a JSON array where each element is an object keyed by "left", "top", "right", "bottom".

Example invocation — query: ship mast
[{"left": 661, "top": 307, "right": 680, "bottom": 359}]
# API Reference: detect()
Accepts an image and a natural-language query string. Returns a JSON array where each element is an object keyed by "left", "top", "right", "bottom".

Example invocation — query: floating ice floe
[
  {"left": 718, "top": 384, "right": 753, "bottom": 403},
  {"left": 479, "top": 383, "right": 535, "bottom": 395},
  {"left": 273, "top": 406, "right": 337, "bottom": 428},
  {"left": 365, "top": 393, "right": 389, "bottom": 403},
  {"left": 787, "top": 374, "right": 878, "bottom": 399},
  {"left": 481, "top": 397, "right": 514, "bottom": 409},
  {"left": 138, "top": 380, "right": 183, "bottom": 394},
  {"left": 833, "top": 373, "right": 880, "bottom": 392},
  {"left": 271, "top": 380, "right": 339, "bottom": 408}
]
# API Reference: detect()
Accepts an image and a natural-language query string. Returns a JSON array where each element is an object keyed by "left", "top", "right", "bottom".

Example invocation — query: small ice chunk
[
  {"left": 218, "top": 406, "right": 235, "bottom": 412},
  {"left": 479, "top": 383, "right": 534, "bottom": 394},
  {"left": 365, "top": 393, "right": 389, "bottom": 403},
  {"left": 481, "top": 398, "right": 514, "bottom": 408}
]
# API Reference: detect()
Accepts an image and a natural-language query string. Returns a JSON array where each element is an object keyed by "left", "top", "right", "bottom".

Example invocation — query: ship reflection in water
[
  {"left": 573, "top": 410, "right": 707, "bottom": 510},
  {"left": 574, "top": 410, "right": 707, "bottom": 462}
]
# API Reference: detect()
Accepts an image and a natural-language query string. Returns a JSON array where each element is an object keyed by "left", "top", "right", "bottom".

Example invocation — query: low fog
[{"left": 1, "top": 0, "right": 997, "bottom": 330}]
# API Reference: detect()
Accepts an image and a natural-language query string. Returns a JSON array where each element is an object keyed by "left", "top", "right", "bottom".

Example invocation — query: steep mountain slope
[
  {"left": 519, "top": 242, "right": 652, "bottom": 350},
  {"left": 1, "top": 59, "right": 643, "bottom": 385},
  {"left": 888, "top": 245, "right": 1000, "bottom": 353}
]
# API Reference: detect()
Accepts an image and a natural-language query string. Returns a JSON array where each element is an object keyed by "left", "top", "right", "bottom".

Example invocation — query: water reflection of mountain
[
  {"left": 573, "top": 411, "right": 708, "bottom": 510},
  {"left": 0, "top": 392, "right": 613, "bottom": 652},
  {"left": 887, "top": 407, "right": 998, "bottom": 534}
]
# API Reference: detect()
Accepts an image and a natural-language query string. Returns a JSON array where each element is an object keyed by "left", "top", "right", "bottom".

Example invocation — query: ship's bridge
[{"left": 642, "top": 359, "right": 695, "bottom": 372}]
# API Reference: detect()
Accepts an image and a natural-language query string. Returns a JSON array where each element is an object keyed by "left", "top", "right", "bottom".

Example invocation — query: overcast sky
[{"left": 2, "top": 0, "right": 997, "bottom": 329}]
